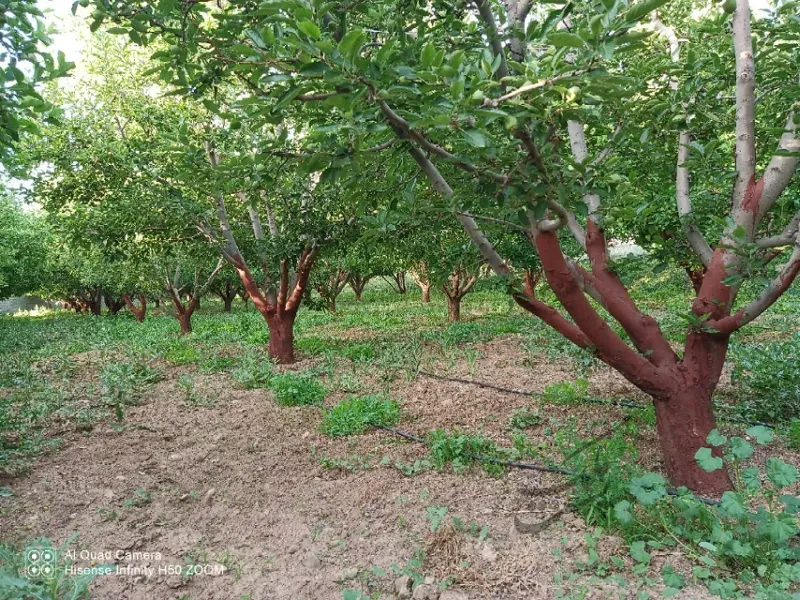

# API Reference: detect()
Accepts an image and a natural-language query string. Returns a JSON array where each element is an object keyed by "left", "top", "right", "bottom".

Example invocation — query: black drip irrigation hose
[
  {"left": 416, "top": 370, "right": 777, "bottom": 430},
  {"left": 372, "top": 423, "right": 722, "bottom": 506}
]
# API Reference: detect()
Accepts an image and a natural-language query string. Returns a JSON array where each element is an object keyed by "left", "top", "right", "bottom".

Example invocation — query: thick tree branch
[
  {"left": 473, "top": 0, "right": 509, "bottom": 80},
  {"left": 757, "top": 112, "right": 799, "bottom": 221},
  {"left": 676, "top": 132, "right": 713, "bottom": 266},
  {"left": 709, "top": 233, "right": 800, "bottom": 334},
  {"left": 731, "top": 0, "right": 757, "bottom": 211}
]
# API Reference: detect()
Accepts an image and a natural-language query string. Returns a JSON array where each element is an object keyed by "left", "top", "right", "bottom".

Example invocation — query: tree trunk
[
  {"left": 653, "top": 384, "right": 731, "bottom": 495},
  {"left": 395, "top": 272, "right": 407, "bottom": 294},
  {"left": 223, "top": 297, "right": 233, "bottom": 312},
  {"left": 354, "top": 289, "right": 362, "bottom": 301},
  {"left": 328, "top": 298, "right": 336, "bottom": 313},
  {"left": 88, "top": 298, "right": 101, "bottom": 316},
  {"left": 421, "top": 283, "right": 431, "bottom": 303},
  {"left": 447, "top": 295, "right": 461, "bottom": 322},
  {"left": 267, "top": 312, "right": 296, "bottom": 364},
  {"left": 122, "top": 294, "right": 147, "bottom": 323},
  {"left": 177, "top": 312, "right": 193, "bottom": 335}
]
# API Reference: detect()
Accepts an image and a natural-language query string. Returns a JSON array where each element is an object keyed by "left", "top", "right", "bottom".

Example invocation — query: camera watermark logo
[{"left": 25, "top": 546, "right": 57, "bottom": 579}]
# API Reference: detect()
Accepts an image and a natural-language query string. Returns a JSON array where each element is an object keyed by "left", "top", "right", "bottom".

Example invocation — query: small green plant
[
  {"left": 427, "top": 429, "right": 509, "bottom": 476},
  {"left": 269, "top": 372, "right": 325, "bottom": 406},
  {"left": 542, "top": 379, "right": 589, "bottom": 405},
  {"left": 231, "top": 351, "right": 274, "bottom": 389},
  {"left": 99, "top": 358, "right": 161, "bottom": 406},
  {"left": 507, "top": 406, "right": 541, "bottom": 432},
  {"left": 177, "top": 375, "right": 215, "bottom": 407},
  {"left": 321, "top": 395, "right": 400, "bottom": 437},
  {"left": 394, "top": 458, "right": 433, "bottom": 476},
  {"left": 317, "top": 453, "right": 373, "bottom": 473},
  {"left": 123, "top": 488, "right": 151, "bottom": 508}
]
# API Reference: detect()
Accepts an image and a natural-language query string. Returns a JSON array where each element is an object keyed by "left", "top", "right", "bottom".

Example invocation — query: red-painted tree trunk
[
  {"left": 267, "top": 312, "right": 297, "bottom": 364},
  {"left": 654, "top": 381, "right": 731, "bottom": 494},
  {"left": 228, "top": 247, "right": 318, "bottom": 364},
  {"left": 122, "top": 294, "right": 147, "bottom": 323},
  {"left": 172, "top": 299, "right": 198, "bottom": 335}
]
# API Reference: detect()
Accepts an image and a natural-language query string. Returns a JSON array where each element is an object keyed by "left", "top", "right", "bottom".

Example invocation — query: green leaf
[
  {"left": 420, "top": 43, "right": 436, "bottom": 69},
  {"left": 742, "top": 467, "right": 761, "bottom": 491},
  {"left": 727, "top": 437, "right": 753, "bottom": 461},
  {"left": 624, "top": 0, "right": 670, "bottom": 23},
  {"left": 706, "top": 429, "right": 727, "bottom": 447},
  {"left": 629, "top": 473, "right": 666, "bottom": 505},
  {"left": 781, "top": 494, "right": 800, "bottom": 514},
  {"left": 718, "top": 491, "right": 748, "bottom": 519},
  {"left": 756, "top": 511, "right": 798, "bottom": 542},
  {"left": 297, "top": 20, "right": 321, "bottom": 40},
  {"left": 548, "top": 32, "right": 585, "bottom": 48},
  {"left": 662, "top": 565, "right": 685, "bottom": 590},
  {"left": 272, "top": 85, "right": 305, "bottom": 111},
  {"left": 630, "top": 541, "right": 650, "bottom": 564},
  {"left": 765, "top": 458, "right": 798, "bottom": 488},
  {"left": 337, "top": 30, "right": 366, "bottom": 64},
  {"left": 614, "top": 500, "right": 633, "bottom": 524},
  {"left": 746, "top": 425, "right": 773, "bottom": 445},
  {"left": 695, "top": 447, "right": 723, "bottom": 472},
  {"left": 462, "top": 128, "right": 487, "bottom": 148}
]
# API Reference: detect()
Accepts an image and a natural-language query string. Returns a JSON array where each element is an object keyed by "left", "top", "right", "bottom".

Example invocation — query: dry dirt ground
[{"left": 1, "top": 336, "right": 721, "bottom": 599}]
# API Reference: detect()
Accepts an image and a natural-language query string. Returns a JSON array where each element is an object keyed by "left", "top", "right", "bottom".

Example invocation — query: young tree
[
  {"left": 311, "top": 257, "right": 349, "bottom": 312},
  {"left": 160, "top": 255, "right": 225, "bottom": 334},
  {"left": 209, "top": 267, "right": 242, "bottom": 313}
]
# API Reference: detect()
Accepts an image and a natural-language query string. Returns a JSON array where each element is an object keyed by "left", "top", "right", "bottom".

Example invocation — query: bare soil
[{"left": 0, "top": 336, "right": 730, "bottom": 599}]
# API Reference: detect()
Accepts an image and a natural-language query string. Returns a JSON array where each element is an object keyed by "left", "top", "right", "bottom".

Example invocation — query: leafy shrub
[
  {"left": 231, "top": 351, "right": 274, "bottom": 389},
  {"left": 730, "top": 333, "right": 800, "bottom": 422},
  {"left": 321, "top": 395, "right": 400, "bottom": 437},
  {"left": 555, "top": 419, "right": 641, "bottom": 529},
  {"left": 613, "top": 426, "right": 800, "bottom": 598},
  {"left": 786, "top": 419, "right": 800, "bottom": 450},
  {"left": 268, "top": 372, "right": 325, "bottom": 406}
]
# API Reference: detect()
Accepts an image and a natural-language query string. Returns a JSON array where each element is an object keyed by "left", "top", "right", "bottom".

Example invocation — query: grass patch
[
  {"left": 321, "top": 395, "right": 400, "bottom": 437},
  {"left": 269, "top": 372, "right": 326, "bottom": 406}
]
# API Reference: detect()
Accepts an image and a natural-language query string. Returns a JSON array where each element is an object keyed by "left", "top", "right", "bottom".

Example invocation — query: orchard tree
[
  {"left": 0, "top": 191, "right": 50, "bottom": 299},
  {"left": 158, "top": 252, "right": 225, "bottom": 334},
  {"left": 209, "top": 267, "right": 242, "bottom": 313},
  {"left": 311, "top": 256, "right": 349, "bottom": 312},
  {"left": 85, "top": 0, "right": 800, "bottom": 494},
  {"left": 0, "top": 0, "right": 73, "bottom": 163}
]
